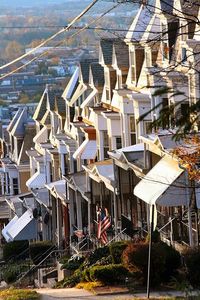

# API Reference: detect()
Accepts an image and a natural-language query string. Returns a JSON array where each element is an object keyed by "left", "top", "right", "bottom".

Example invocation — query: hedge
[
  {"left": 3, "top": 240, "right": 29, "bottom": 262},
  {"left": 29, "top": 241, "right": 54, "bottom": 264},
  {"left": 184, "top": 248, "right": 200, "bottom": 287},
  {"left": 85, "top": 246, "right": 110, "bottom": 266},
  {"left": 123, "top": 241, "right": 181, "bottom": 286},
  {"left": 89, "top": 264, "right": 129, "bottom": 284},
  {"left": 109, "top": 241, "right": 128, "bottom": 264}
]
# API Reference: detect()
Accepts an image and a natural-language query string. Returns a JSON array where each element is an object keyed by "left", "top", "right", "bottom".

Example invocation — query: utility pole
[{"left": 147, "top": 204, "right": 154, "bottom": 299}]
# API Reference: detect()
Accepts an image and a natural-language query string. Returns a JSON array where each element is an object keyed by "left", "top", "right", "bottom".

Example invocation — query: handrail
[
  {"left": 106, "top": 228, "right": 127, "bottom": 246},
  {"left": 16, "top": 246, "right": 70, "bottom": 284},
  {"left": 31, "top": 244, "right": 57, "bottom": 263}
]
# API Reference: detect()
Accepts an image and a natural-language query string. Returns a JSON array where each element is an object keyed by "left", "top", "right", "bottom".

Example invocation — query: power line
[
  {"left": 0, "top": 0, "right": 99, "bottom": 71},
  {"left": 0, "top": 2, "right": 121, "bottom": 80}
]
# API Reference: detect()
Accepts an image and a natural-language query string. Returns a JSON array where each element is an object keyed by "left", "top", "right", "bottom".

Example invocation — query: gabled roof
[
  {"left": 160, "top": 0, "right": 174, "bottom": 15},
  {"left": 47, "top": 88, "right": 63, "bottom": 111},
  {"left": 90, "top": 63, "right": 104, "bottom": 87},
  {"left": 7, "top": 109, "right": 23, "bottom": 133},
  {"left": 112, "top": 41, "right": 129, "bottom": 68},
  {"left": 33, "top": 88, "right": 48, "bottom": 122},
  {"left": 11, "top": 108, "right": 28, "bottom": 137},
  {"left": 99, "top": 39, "right": 122, "bottom": 65},
  {"left": 125, "top": 4, "right": 155, "bottom": 43},
  {"left": 18, "top": 124, "right": 36, "bottom": 164},
  {"left": 56, "top": 96, "right": 66, "bottom": 117},
  {"left": 79, "top": 58, "right": 98, "bottom": 84},
  {"left": 62, "top": 67, "right": 79, "bottom": 101}
]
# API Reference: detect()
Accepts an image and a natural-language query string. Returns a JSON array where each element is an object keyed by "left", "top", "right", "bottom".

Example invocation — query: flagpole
[{"left": 147, "top": 204, "right": 154, "bottom": 299}]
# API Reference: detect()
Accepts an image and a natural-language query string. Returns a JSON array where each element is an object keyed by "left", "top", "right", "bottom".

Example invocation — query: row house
[
  {"left": 2, "top": 0, "right": 200, "bottom": 251},
  {"left": 0, "top": 106, "right": 39, "bottom": 243}
]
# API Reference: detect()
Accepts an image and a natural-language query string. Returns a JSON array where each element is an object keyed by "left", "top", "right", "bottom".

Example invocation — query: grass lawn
[{"left": 0, "top": 289, "right": 39, "bottom": 300}]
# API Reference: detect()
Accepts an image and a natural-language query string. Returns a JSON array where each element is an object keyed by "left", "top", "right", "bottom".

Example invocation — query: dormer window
[
  {"left": 129, "top": 115, "right": 136, "bottom": 145},
  {"left": 182, "top": 47, "right": 187, "bottom": 63}
]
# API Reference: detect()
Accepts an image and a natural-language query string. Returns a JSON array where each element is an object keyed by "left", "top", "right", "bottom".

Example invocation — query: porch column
[
  {"left": 122, "top": 114, "right": 129, "bottom": 147},
  {"left": 51, "top": 196, "right": 57, "bottom": 244},
  {"left": 113, "top": 160, "right": 118, "bottom": 237},
  {"left": 88, "top": 199, "right": 91, "bottom": 236},
  {"left": 56, "top": 198, "right": 62, "bottom": 249},
  {"left": 68, "top": 187, "right": 75, "bottom": 237},
  {"left": 60, "top": 154, "right": 65, "bottom": 176},
  {"left": 75, "top": 192, "right": 82, "bottom": 230}
]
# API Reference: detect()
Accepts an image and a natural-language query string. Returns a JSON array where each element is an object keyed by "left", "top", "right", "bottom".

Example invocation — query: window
[
  {"left": 182, "top": 48, "right": 187, "bottom": 63},
  {"left": 161, "top": 98, "right": 170, "bottom": 128},
  {"left": 74, "top": 160, "right": 77, "bottom": 173},
  {"left": 116, "top": 137, "right": 122, "bottom": 149},
  {"left": 103, "top": 131, "right": 109, "bottom": 159},
  {"left": 64, "top": 154, "right": 69, "bottom": 176},
  {"left": 130, "top": 52, "right": 136, "bottom": 82},
  {"left": 106, "top": 89, "right": 110, "bottom": 101},
  {"left": 129, "top": 116, "right": 136, "bottom": 145},
  {"left": 161, "top": 23, "right": 169, "bottom": 61},
  {"left": 13, "top": 178, "right": 18, "bottom": 195},
  {"left": 144, "top": 121, "right": 152, "bottom": 135}
]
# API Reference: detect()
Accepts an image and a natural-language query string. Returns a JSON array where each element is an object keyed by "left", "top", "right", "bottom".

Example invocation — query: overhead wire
[
  {"left": 0, "top": 2, "right": 121, "bottom": 80},
  {"left": 0, "top": 0, "right": 100, "bottom": 71}
]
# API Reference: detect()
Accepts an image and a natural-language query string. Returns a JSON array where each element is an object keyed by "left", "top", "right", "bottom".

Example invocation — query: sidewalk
[{"left": 36, "top": 287, "right": 200, "bottom": 299}]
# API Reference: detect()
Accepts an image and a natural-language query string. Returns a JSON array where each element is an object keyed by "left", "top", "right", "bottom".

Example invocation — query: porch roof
[
  {"left": 108, "top": 143, "right": 145, "bottom": 174},
  {"left": 26, "top": 171, "right": 46, "bottom": 190},
  {"left": 2, "top": 215, "right": 19, "bottom": 242},
  {"left": 73, "top": 139, "right": 97, "bottom": 160},
  {"left": 65, "top": 171, "right": 90, "bottom": 200},
  {"left": 2, "top": 210, "right": 37, "bottom": 242},
  {"left": 45, "top": 179, "right": 68, "bottom": 205},
  {"left": 83, "top": 159, "right": 115, "bottom": 192},
  {"left": 134, "top": 155, "right": 186, "bottom": 206}
]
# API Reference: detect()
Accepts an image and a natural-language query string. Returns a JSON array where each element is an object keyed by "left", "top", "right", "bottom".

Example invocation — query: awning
[
  {"left": 80, "top": 89, "right": 97, "bottom": 109},
  {"left": 73, "top": 139, "right": 97, "bottom": 160},
  {"left": 83, "top": 160, "right": 115, "bottom": 192},
  {"left": 45, "top": 179, "right": 67, "bottom": 205},
  {"left": 134, "top": 155, "right": 185, "bottom": 206},
  {"left": 2, "top": 216, "right": 19, "bottom": 242},
  {"left": 5, "top": 210, "right": 37, "bottom": 242},
  {"left": 68, "top": 84, "right": 87, "bottom": 107},
  {"left": 26, "top": 172, "right": 46, "bottom": 189}
]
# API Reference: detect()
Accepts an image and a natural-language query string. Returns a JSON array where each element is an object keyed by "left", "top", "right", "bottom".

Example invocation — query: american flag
[
  {"left": 97, "top": 208, "right": 111, "bottom": 244},
  {"left": 74, "top": 229, "right": 85, "bottom": 239}
]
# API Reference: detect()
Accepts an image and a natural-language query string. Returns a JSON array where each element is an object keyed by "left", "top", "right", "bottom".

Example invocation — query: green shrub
[
  {"left": 122, "top": 241, "right": 181, "bottom": 287},
  {"left": 3, "top": 240, "right": 29, "bottom": 262},
  {"left": 89, "top": 264, "right": 129, "bottom": 284},
  {"left": 81, "top": 268, "right": 91, "bottom": 282},
  {"left": 85, "top": 246, "right": 109, "bottom": 267},
  {"left": 184, "top": 248, "right": 200, "bottom": 288},
  {"left": 93, "top": 255, "right": 113, "bottom": 266},
  {"left": 29, "top": 241, "right": 54, "bottom": 264},
  {"left": 61, "top": 255, "right": 85, "bottom": 271},
  {"left": 58, "top": 269, "right": 82, "bottom": 288},
  {"left": 109, "top": 241, "right": 128, "bottom": 264},
  {"left": 1, "top": 262, "right": 30, "bottom": 284}
]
